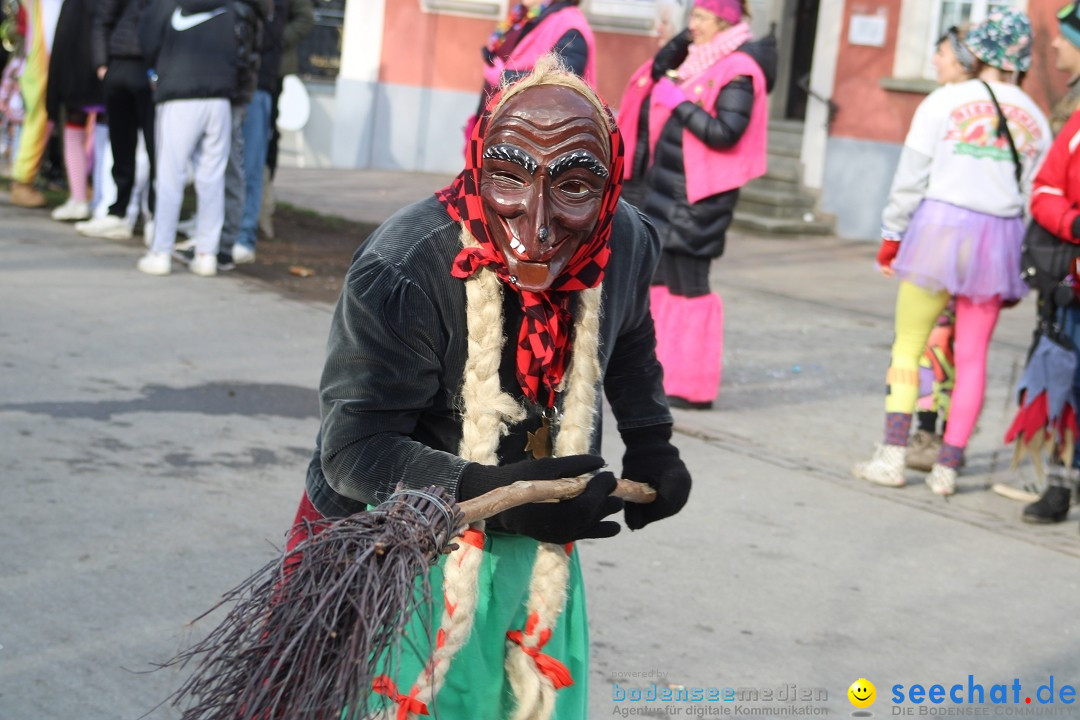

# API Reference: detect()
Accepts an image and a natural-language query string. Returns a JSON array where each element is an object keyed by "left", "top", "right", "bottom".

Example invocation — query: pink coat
[
  {"left": 502, "top": 6, "right": 597, "bottom": 86},
  {"left": 618, "top": 51, "right": 768, "bottom": 204}
]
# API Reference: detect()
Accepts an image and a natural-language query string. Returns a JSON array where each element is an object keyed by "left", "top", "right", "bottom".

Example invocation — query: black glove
[
  {"left": 458, "top": 455, "right": 622, "bottom": 544},
  {"left": 496, "top": 471, "right": 623, "bottom": 544},
  {"left": 458, "top": 454, "right": 605, "bottom": 500},
  {"left": 620, "top": 424, "right": 691, "bottom": 530}
]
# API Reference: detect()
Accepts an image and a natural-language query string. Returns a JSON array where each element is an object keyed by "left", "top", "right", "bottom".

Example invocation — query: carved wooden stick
[{"left": 458, "top": 477, "right": 655, "bottom": 525}]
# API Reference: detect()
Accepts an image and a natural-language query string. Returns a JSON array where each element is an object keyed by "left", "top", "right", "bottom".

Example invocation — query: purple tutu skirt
[{"left": 893, "top": 199, "right": 1028, "bottom": 303}]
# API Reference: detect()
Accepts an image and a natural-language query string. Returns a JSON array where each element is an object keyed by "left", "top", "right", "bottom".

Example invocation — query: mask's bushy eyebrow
[
  {"left": 482, "top": 143, "right": 539, "bottom": 174},
  {"left": 550, "top": 150, "right": 609, "bottom": 179}
]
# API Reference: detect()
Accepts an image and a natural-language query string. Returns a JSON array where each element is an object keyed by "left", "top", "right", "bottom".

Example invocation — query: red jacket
[{"left": 1031, "top": 110, "right": 1080, "bottom": 242}]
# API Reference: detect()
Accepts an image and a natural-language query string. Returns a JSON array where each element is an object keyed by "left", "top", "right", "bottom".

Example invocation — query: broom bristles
[
  {"left": 161, "top": 479, "right": 653, "bottom": 719},
  {"left": 163, "top": 486, "right": 464, "bottom": 720}
]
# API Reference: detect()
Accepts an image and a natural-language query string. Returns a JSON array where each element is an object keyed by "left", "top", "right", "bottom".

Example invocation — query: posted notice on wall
[{"left": 849, "top": 11, "right": 888, "bottom": 48}]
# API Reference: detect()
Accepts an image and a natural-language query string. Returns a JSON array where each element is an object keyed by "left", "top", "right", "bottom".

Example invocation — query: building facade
[{"left": 284, "top": 0, "right": 1071, "bottom": 239}]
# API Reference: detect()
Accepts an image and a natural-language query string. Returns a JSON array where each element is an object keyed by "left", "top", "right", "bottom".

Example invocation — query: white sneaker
[
  {"left": 190, "top": 252, "right": 217, "bottom": 277},
  {"left": 51, "top": 199, "right": 90, "bottom": 221},
  {"left": 853, "top": 444, "right": 906, "bottom": 487},
  {"left": 75, "top": 214, "right": 132, "bottom": 240},
  {"left": 137, "top": 251, "right": 171, "bottom": 276},
  {"left": 143, "top": 218, "right": 154, "bottom": 248},
  {"left": 232, "top": 244, "right": 255, "bottom": 264},
  {"left": 925, "top": 464, "right": 958, "bottom": 496}
]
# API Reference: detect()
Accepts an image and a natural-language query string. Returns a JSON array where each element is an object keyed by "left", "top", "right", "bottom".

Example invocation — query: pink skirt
[{"left": 893, "top": 199, "right": 1029, "bottom": 303}]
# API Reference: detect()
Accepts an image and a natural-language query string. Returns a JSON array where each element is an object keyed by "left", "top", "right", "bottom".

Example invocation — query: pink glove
[
  {"left": 651, "top": 77, "right": 687, "bottom": 110},
  {"left": 483, "top": 57, "right": 505, "bottom": 88}
]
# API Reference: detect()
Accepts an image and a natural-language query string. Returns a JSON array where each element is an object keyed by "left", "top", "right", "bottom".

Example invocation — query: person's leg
[
  {"left": 267, "top": 75, "right": 282, "bottom": 179},
  {"left": 62, "top": 114, "right": 88, "bottom": 202},
  {"left": 218, "top": 104, "right": 246, "bottom": 257},
  {"left": 10, "top": 36, "right": 48, "bottom": 204},
  {"left": 146, "top": 101, "right": 201, "bottom": 260},
  {"left": 658, "top": 253, "right": 722, "bottom": 408},
  {"left": 884, "top": 282, "right": 951, "bottom": 443},
  {"left": 191, "top": 99, "right": 232, "bottom": 261},
  {"left": 855, "top": 281, "right": 949, "bottom": 487},
  {"left": 105, "top": 61, "right": 139, "bottom": 218},
  {"left": 1024, "top": 304, "right": 1080, "bottom": 522},
  {"left": 10, "top": 12, "right": 48, "bottom": 206},
  {"left": 927, "top": 295, "right": 1001, "bottom": 495},
  {"left": 235, "top": 89, "right": 272, "bottom": 259},
  {"left": 940, "top": 296, "right": 1001, "bottom": 452},
  {"left": 91, "top": 119, "right": 111, "bottom": 215},
  {"left": 134, "top": 74, "right": 156, "bottom": 216}
]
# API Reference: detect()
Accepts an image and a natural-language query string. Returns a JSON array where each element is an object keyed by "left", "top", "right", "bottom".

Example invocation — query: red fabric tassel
[
  {"left": 372, "top": 675, "right": 429, "bottom": 719},
  {"left": 506, "top": 621, "right": 575, "bottom": 690}
]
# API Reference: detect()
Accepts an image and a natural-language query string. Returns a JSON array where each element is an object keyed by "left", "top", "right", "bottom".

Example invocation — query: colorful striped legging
[{"left": 885, "top": 281, "right": 1002, "bottom": 449}]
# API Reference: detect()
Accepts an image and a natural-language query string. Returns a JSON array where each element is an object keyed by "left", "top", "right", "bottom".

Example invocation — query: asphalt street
[{"left": 3, "top": 186, "right": 1080, "bottom": 719}]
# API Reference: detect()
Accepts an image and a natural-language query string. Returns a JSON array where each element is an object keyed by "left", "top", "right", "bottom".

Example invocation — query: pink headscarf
[{"left": 693, "top": 0, "right": 742, "bottom": 24}]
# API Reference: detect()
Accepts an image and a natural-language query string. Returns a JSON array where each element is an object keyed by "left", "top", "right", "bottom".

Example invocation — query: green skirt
[{"left": 368, "top": 531, "right": 589, "bottom": 719}]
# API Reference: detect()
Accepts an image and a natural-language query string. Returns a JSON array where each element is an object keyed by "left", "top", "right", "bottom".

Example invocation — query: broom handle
[{"left": 458, "top": 477, "right": 655, "bottom": 525}]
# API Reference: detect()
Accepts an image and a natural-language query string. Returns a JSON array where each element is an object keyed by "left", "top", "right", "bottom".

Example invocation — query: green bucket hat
[{"left": 964, "top": 8, "right": 1033, "bottom": 72}]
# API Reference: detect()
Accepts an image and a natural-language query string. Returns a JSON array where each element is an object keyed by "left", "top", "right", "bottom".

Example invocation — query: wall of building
[
  {"left": 821, "top": 0, "right": 1071, "bottom": 239},
  {"left": 304, "top": 0, "right": 662, "bottom": 174}
]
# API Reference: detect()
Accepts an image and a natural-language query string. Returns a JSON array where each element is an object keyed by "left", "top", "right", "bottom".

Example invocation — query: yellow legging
[{"left": 886, "top": 281, "right": 1001, "bottom": 449}]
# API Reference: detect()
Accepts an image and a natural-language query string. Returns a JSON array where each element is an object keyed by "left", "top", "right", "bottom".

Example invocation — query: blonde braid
[
  {"left": 507, "top": 285, "right": 603, "bottom": 720},
  {"left": 395, "top": 227, "right": 525, "bottom": 718}
]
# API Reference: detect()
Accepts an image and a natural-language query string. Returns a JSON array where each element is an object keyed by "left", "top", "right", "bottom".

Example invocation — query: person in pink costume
[
  {"left": 463, "top": 1, "right": 596, "bottom": 149},
  {"left": 617, "top": 0, "right": 774, "bottom": 409}
]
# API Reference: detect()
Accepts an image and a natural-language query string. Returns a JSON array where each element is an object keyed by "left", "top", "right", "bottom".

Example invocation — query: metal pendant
[{"left": 525, "top": 407, "right": 560, "bottom": 459}]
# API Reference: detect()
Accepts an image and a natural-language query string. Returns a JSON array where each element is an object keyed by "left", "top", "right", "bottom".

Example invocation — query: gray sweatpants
[{"left": 152, "top": 98, "right": 231, "bottom": 256}]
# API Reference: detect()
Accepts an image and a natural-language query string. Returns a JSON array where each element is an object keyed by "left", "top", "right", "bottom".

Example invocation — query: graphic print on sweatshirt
[
  {"left": 171, "top": 6, "right": 227, "bottom": 31},
  {"left": 945, "top": 100, "right": 1044, "bottom": 162}
]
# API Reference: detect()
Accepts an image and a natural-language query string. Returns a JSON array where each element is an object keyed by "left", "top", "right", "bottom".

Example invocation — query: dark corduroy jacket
[{"left": 305, "top": 195, "right": 673, "bottom": 519}]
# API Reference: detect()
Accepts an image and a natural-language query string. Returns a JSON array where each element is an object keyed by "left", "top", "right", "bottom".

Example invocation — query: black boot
[{"left": 1022, "top": 485, "right": 1072, "bottom": 524}]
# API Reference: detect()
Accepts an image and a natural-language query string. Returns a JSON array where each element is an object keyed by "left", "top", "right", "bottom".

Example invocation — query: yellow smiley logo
[{"left": 848, "top": 678, "right": 876, "bottom": 708}]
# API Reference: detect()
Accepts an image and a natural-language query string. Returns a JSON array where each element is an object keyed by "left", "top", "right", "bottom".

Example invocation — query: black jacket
[
  {"left": 233, "top": 0, "right": 272, "bottom": 105},
  {"left": 92, "top": 0, "right": 151, "bottom": 66},
  {"left": 256, "top": 0, "right": 286, "bottom": 93},
  {"left": 139, "top": 0, "right": 238, "bottom": 103},
  {"left": 304, "top": 196, "right": 671, "bottom": 517},
  {"left": 139, "top": 0, "right": 269, "bottom": 105},
  {"left": 639, "top": 31, "right": 778, "bottom": 259}
]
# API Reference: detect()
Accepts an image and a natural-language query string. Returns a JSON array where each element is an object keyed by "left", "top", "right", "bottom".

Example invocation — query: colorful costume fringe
[{"left": 1004, "top": 333, "right": 1080, "bottom": 477}]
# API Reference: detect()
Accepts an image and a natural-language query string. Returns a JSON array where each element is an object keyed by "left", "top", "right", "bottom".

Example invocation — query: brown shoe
[
  {"left": 10, "top": 180, "right": 46, "bottom": 208},
  {"left": 905, "top": 429, "right": 941, "bottom": 472}
]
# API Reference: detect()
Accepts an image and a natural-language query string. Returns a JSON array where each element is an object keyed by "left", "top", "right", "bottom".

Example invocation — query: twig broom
[{"left": 161, "top": 477, "right": 654, "bottom": 720}]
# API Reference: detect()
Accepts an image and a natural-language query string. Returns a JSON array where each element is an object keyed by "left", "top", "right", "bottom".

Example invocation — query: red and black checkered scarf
[{"left": 436, "top": 101, "right": 624, "bottom": 409}]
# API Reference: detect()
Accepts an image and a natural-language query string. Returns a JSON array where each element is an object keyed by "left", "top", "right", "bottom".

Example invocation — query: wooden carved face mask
[{"left": 479, "top": 85, "right": 611, "bottom": 292}]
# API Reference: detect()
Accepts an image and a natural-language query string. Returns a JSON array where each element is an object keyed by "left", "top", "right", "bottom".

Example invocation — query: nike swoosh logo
[{"left": 170, "top": 6, "right": 226, "bottom": 31}]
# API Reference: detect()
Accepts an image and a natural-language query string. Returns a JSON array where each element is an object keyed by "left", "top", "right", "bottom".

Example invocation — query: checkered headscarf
[{"left": 436, "top": 99, "right": 624, "bottom": 408}]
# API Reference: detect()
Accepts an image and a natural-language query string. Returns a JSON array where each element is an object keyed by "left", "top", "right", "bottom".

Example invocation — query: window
[
  {"left": 420, "top": 0, "right": 503, "bottom": 20},
  {"left": 582, "top": 0, "right": 659, "bottom": 33},
  {"left": 297, "top": 0, "right": 346, "bottom": 81},
  {"left": 420, "top": 0, "right": 665, "bottom": 33},
  {"left": 893, "top": 0, "right": 1026, "bottom": 82}
]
